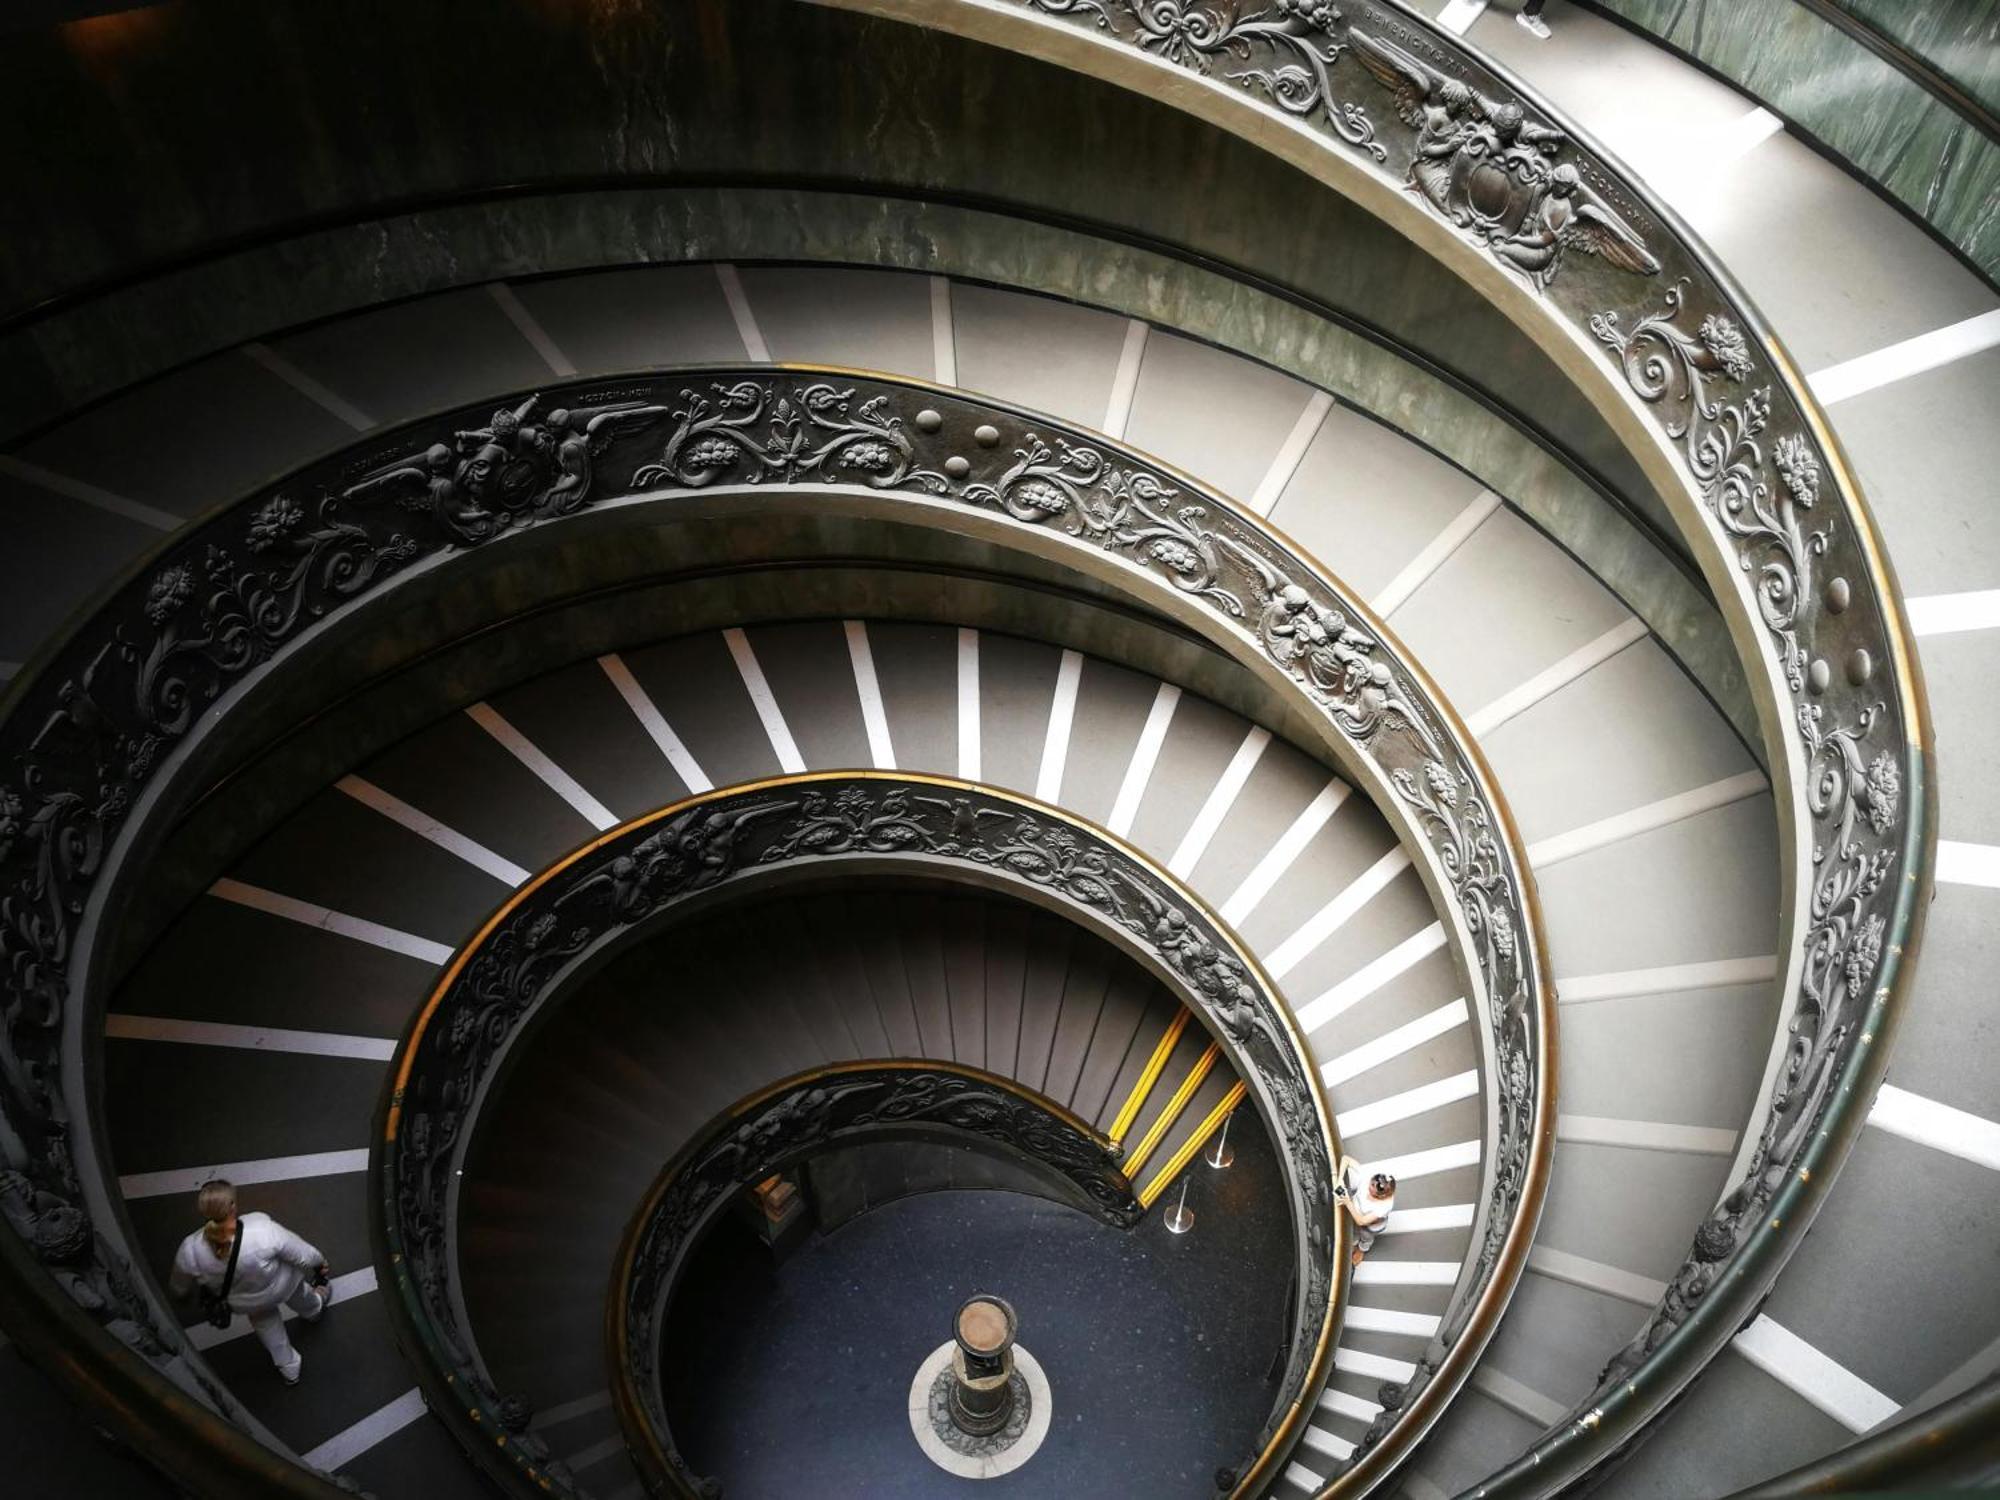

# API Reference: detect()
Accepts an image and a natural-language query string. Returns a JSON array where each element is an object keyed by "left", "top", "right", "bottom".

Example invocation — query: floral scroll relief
[
  {"left": 1029, "top": 0, "right": 1386, "bottom": 159},
  {"left": 1590, "top": 282, "right": 1907, "bottom": 1386},
  {"left": 1022, "top": 0, "right": 1663, "bottom": 292},
  {"left": 1591, "top": 282, "right": 1825, "bottom": 694}
]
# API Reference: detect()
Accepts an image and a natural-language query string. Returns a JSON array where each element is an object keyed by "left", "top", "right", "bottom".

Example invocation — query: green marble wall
[
  {"left": 1830, "top": 0, "right": 2000, "bottom": 117},
  {"left": 1586, "top": 0, "right": 2000, "bottom": 284}
]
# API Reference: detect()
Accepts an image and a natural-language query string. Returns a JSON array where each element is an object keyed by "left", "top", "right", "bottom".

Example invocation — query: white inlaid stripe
[
  {"left": 1285, "top": 1461, "right": 1327, "bottom": 1491},
  {"left": 1343, "top": 1304, "right": 1442, "bottom": 1338},
  {"left": 1352, "top": 1259, "right": 1458, "bottom": 1286},
  {"left": 1320, "top": 1384, "right": 1384, "bottom": 1424},
  {"left": 486, "top": 282, "right": 577, "bottom": 377},
  {"left": 1557, "top": 1114, "right": 1736, "bottom": 1155},
  {"left": 598, "top": 653, "right": 711, "bottom": 792},
  {"left": 466, "top": 702, "right": 619, "bottom": 830},
  {"left": 1370, "top": 490, "right": 1501, "bottom": 618},
  {"left": 1248, "top": 390, "right": 1334, "bottom": 515},
  {"left": 1528, "top": 1244, "right": 1667, "bottom": 1307},
  {"left": 1869, "top": 1084, "right": 2000, "bottom": 1171},
  {"left": 105, "top": 1014, "right": 396, "bottom": 1062},
  {"left": 0, "top": 454, "right": 180, "bottom": 531},
  {"left": 1809, "top": 308, "right": 2000, "bottom": 406},
  {"left": 1937, "top": 839, "right": 2000, "bottom": 889},
  {"left": 1219, "top": 780, "right": 1351, "bottom": 925},
  {"left": 1108, "top": 683, "right": 1181, "bottom": 836},
  {"left": 956, "top": 628, "right": 981, "bottom": 781},
  {"left": 1527, "top": 771, "right": 1766, "bottom": 867},
  {"left": 1267, "top": 848, "right": 1411, "bottom": 979},
  {"left": 1906, "top": 589, "right": 2000, "bottom": 638},
  {"left": 1301, "top": 1424, "right": 1358, "bottom": 1460},
  {"left": 208, "top": 878, "right": 454, "bottom": 965},
  {"left": 1720, "top": 106, "right": 1785, "bottom": 160},
  {"left": 714, "top": 264, "right": 771, "bottom": 362},
  {"left": 1168, "top": 726, "right": 1270, "bottom": 878},
  {"left": 568, "top": 1434, "right": 627, "bottom": 1472},
  {"left": 1102, "top": 320, "right": 1149, "bottom": 439},
  {"left": 1296, "top": 921, "right": 1446, "bottom": 1035},
  {"left": 337, "top": 775, "right": 530, "bottom": 885},
  {"left": 1370, "top": 1139, "right": 1480, "bottom": 1181},
  {"left": 121, "top": 1147, "right": 369, "bottom": 1200},
  {"left": 1464, "top": 616, "right": 1649, "bottom": 737},
  {"left": 1320, "top": 998, "right": 1469, "bottom": 1088},
  {"left": 721, "top": 628, "right": 806, "bottom": 775},
  {"left": 1380, "top": 1202, "right": 1475, "bottom": 1236},
  {"left": 1335, "top": 1346, "right": 1417, "bottom": 1383},
  {"left": 844, "top": 620, "right": 897, "bottom": 770},
  {"left": 1035, "top": 649, "right": 1084, "bottom": 803},
  {"left": 304, "top": 1387, "right": 429, "bottom": 1471},
  {"left": 1472, "top": 1368, "right": 1568, "bottom": 1427},
  {"left": 1337, "top": 1068, "right": 1478, "bottom": 1138},
  {"left": 1732, "top": 1315, "right": 1899, "bottom": 1433},
  {"left": 530, "top": 1389, "right": 613, "bottom": 1431},
  {"left": 187, "top": 1266, "right": 379, "bottom": 1350},
  {"left": 929, "top": 275, "right": 957, "bottom": 386},
  {"left": 242, "top": 342, "right": 376, "bottom": 430},
  {"left": 1558, "top": 954, "right": 1778, "bottom": 1004},
  {"left": 1436, "top": 0, "right": 1488, "bottom": 35}
]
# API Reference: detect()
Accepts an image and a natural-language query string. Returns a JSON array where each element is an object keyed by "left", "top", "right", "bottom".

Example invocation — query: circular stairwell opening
[{"left": 459, "top": 878, "right": 1298, "bottom": 1497}]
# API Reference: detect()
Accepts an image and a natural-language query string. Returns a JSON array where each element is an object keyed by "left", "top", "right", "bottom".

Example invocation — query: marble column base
[{"left": 907, "top": 1341, "right": 1053, "bottom": 1479}]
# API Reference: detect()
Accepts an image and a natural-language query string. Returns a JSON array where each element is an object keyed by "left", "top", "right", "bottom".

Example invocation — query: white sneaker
[
  {"left": 277, "top": 1351, "right": 303, "bottom": 1385},
  {"left": 1517, "top": 10, "right": 1551, "bottom": 36},
  {"left": 301, "top": 1288, "right": 327, "bottom": 1323}
]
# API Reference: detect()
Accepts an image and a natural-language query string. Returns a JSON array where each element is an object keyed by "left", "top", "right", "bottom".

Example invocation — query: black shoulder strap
[{"left": 218, "top": 1216, "right": 246, "bottom": 1301}]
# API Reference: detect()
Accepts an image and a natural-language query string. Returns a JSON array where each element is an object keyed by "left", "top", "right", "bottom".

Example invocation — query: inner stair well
[{"left": 61, "top": 263, "right": 1775, "bottom": 1493}]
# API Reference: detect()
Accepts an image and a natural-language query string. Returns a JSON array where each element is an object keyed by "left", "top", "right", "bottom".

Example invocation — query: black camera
[{"left": 199, "top": 1289, "right": 232, "bottom": 1331}]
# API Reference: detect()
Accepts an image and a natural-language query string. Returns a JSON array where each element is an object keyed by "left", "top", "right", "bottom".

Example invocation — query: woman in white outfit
[
  {"left": 169, "top": 1180, "right": 330, "bottom": 1384},
  {"left": 1337, "top": 1155, "right": 1397, "bottom": 1267}
]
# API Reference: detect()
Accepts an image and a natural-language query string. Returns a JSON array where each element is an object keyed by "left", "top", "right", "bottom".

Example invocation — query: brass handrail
[{"left": 1727, "top": 1371, "right": 2000, "bottom": 1497}]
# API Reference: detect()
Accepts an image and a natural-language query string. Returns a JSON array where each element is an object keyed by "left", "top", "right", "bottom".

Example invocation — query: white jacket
[
  {"left": 1340, "top": 1158, "right": 1396, "bottom": 1242},
  {"left": 170, "top": 1212, "right": 323, "bottom": 1315}
]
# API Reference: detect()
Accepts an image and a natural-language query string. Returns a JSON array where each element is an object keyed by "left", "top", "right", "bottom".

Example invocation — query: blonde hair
[{"left": 197, "top": 1180, "right": 238, "bottom": 1243}]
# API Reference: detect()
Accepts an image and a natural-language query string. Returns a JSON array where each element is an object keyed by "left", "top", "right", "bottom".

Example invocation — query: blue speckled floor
[{"left": 665, "top": 1120, "right": 1294, "bottom": 1498}]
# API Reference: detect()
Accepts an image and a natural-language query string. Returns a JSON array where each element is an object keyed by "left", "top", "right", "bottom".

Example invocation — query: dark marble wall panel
[
  {"left": 0, "top": 0, "right": 1673, "bottom": 560},
  {"left": 1584, "top": 0, "right": 2000, "bottom": 284},
  {"left": 1830, "top": 0, "right": 2000, "bottom": 116}
]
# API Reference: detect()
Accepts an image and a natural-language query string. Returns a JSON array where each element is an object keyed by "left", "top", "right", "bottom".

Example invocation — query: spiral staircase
[{"left": 1, "top": 2, "right": 1994, "bottom": 1498}]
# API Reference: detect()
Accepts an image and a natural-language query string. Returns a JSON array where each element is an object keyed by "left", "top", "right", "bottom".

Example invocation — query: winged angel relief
[{"left": 1347, "top": 29, "right": 1659, "bottom": 288}]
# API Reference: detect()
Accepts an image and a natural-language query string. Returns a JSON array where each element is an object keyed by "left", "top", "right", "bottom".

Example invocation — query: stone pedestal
[
  {"left": 909, "top": 1293, "right": 1051, "bottom": 1479},
  {"left": 948, "top": 1297, "right": 1018, "bottom": 1436}
]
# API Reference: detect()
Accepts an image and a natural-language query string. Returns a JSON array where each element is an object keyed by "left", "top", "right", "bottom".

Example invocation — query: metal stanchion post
[{"left": 1204, "top": 1109, "right": 1236, "bottom": 1169}]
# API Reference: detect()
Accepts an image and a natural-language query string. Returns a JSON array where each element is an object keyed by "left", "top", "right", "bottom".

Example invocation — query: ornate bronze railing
[
  {"left": 607, "top": 1059, "right": 1143, "bottom": 1496},
  {"left": 0, "top": 365, "right": 1550, "bottom": 1494},
  {"left": 1728, "top": 1369, "right": 2000, "bottom": 1497},
  {"left": 382, "top": 774, "right": 1340, "bottom": 1498},
  {"left": 808, "top": 0, "right": 1936, "bottom": 1492}
]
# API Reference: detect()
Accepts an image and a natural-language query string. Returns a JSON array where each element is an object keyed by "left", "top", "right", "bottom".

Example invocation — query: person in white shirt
[
  {"left": 168, "top": 1180, "right": 330, "bottom": 1384},
  {"left": 1337, "top": 1155, "right": 1397, "bottom": 1267}
]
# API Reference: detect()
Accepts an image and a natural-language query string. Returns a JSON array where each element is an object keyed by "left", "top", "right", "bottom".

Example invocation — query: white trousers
[{"left": 246, "top": 1278, "right": 323, "bottom": 1375}]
